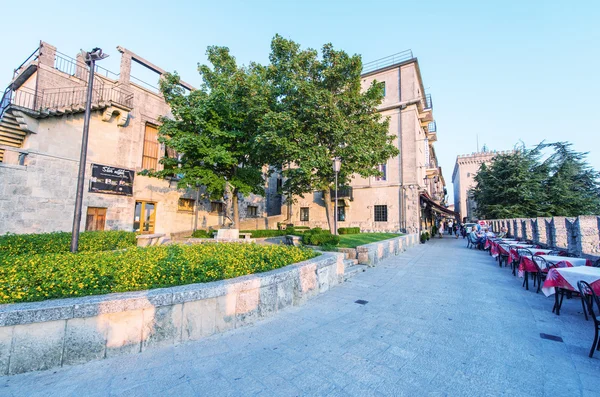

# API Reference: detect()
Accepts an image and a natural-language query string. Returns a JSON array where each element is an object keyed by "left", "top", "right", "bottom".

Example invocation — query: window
[
  {"left": 300, "top": 207, "right": 310, "bottom": 222},
  {"left": 178, "top": 198, "right": 195, "bottom": 213},
  {"left": 211, "top": 202, "right": 224, "bottom": 214},
  {"left": 85, "top": 207, "right": 106, "bottom": 231},
  {"left": 374, "top": 205, "right": 388, "bottom": 222},
  {"left": 142, "top": 124, "right": 159, "bottom": 170},
  {"left": 276, "top": 178, "right": 283, "bottom": 191},
  {"left": 337, "top": 201, "right": 346, "bottom": 222},
  {"left": 375, "top": 163, "right": 387, "bottom": 181},
  {"left": 247, "top": 205, "right": 258, "bottom": 217},
  {"left": 382, "top": 81, "right": 386, "bottom": 97},
  {"left": 134, "top": 201, "right": 156, "bottom": 234}
]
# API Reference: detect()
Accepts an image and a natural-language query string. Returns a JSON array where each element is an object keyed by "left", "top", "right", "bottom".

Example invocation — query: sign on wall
[{"left": 89, "top": 164, "right": 134, "bottom": 196}]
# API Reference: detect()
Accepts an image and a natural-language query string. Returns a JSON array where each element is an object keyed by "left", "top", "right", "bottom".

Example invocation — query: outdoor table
[
  {"left": 541, "top": 266, "right": 600, "bottom": 315},
  {"left": 520, "top": 254, "right": 592, "bottom": 290}
]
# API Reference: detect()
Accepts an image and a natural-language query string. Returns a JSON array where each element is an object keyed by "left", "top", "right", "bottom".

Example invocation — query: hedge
[
  {"left": 0, "top": 231, "right": 137, "bottom": 257},
  {"left": 240, "top": 230, "right": 288, "bottom": 238},
  {"left": 338, "top": 227, "right": 360, "bottom": 235},
  {"left": 0, "top": 243, "right": 318, "bottom": 304},
  {"left": 301, "top": 228, "right": 340, "bottom": 246},
  {"left": 191, "top": 230, "right": 213, "bottom": 238}
]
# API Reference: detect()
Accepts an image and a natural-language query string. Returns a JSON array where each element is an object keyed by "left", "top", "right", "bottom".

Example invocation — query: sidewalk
[{"left": 2, "top": 238, "right": 599, "bottom": 396}]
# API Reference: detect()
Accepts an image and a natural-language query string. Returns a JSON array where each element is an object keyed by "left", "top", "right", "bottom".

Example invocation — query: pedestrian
[
  {"left": 447, "top": 220, "right": 454, "bottom": 235},
  {"left": 438, "top": 222, "right": 444, "bottom": 238},
  {"left": 454, "top": 222, "right": 460, "bottom": 239}
]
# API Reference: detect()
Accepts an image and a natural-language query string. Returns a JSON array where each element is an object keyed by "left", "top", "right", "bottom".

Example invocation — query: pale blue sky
[{"left": 1, "top": 0, "right": 598, "bottom": 199}]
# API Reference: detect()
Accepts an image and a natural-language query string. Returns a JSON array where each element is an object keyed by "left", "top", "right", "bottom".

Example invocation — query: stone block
[
  {"left": 215, "top": 293, "right": 236, "bottom": 333},
  {"left": 276, "top": 277, "right": 295, "bottom": 310},
  {"left": 142, "top": 304, "right": 183, "bottom": 350},
  {"left": 182, "top": 299, "right": 216, "bottom": 341},
  {"left": 100, "top": 309, "right": 143, "bottom": 358},
  {"left": 9, "top": 320, "right": 65, "bottom": 375},
  {"left": 317, "top": 266, "right": 331, "bottom": 293},
  {"left": 235, "top": 288, "right": 260, "bottom": 327},
  {"left": 258, "top": 284, "right": 277, "bottom": 319},
  {"left": 0, "top": 326, "right": 13, "bottom": 376},
  {"left": 63, "top": 316, "right": 107, "bottom": 366}
]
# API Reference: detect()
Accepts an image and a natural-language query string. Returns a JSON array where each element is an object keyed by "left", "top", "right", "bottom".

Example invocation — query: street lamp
[
  {"left": 333, "top": 157, "right": 341, "bottom": 235},
  {"left": 70, "top": 48, "right": 109, "bottom": 253}
]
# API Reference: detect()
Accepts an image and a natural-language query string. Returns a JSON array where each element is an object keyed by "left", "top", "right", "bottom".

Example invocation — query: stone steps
[{"left": 343, "top": 259, "right": 366, "bottom": 280}]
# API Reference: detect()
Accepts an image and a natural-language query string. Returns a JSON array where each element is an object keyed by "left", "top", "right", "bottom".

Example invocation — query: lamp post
[
  {"left": 70, "top": 48, "right": 109, "bottom": 253},
  {"left": 332, "top": 157, "right": 341, "bottom": 235}
]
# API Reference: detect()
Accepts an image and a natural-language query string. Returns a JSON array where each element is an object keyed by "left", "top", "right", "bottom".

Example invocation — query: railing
[
  {"left": 1, "top": 85, "right": 133, "bottom": 115},
  {"left": 423, "top": 93, "right": 433, "bottom": 111},
  {"left": 54, "top": 51, "right": 120, "bottom": 81},
  {"left": 12, "top": 47, "right": 40, "bottom": 81},
  {"left": 428, "top": 121, "right": 436, "bottom": 133},
  {"left": 362, "top": 50, "right": 414, "bottom": 74},
  {"left": 330, "top": 186, "right": 353, "bottom": 201}
]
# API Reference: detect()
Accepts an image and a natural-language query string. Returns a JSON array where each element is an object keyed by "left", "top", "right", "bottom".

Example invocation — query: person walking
[
  {"left": 438, "top": 221, "right": 444, "bottom": 238},
  {"left": 447, "top": 220, "right": 454, "bottom": 236}
]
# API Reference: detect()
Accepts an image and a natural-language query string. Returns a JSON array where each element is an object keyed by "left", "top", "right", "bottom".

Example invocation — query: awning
[{"left": 420, "top": 192, "right": 457, "bottom": 218}]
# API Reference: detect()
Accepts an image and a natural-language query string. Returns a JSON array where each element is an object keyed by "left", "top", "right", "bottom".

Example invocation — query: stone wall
[
  {"left": 490, "top": 216, "right": 600, "bottom": 259},
  {"left": 0, "top": 252, "right": 346, "bottom": 375},
  {"left": 356, "top": 233, "right": 419, "bottom": 266}
]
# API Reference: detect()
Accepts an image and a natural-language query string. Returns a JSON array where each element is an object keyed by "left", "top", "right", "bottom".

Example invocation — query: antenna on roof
[{"left": 476, "top": 134, "right": 479, "bottom": 152}]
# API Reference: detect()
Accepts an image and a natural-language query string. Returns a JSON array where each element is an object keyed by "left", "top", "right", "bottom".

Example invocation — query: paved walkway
[{"left": 2, "top": 238, "right": 600, "bottom": 396}]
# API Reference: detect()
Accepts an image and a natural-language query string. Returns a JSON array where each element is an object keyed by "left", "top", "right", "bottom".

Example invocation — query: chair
[
  {"left": 498, "top": 244, "right": 510, "bottom": 268},
  {"left": 577, "top": 281, "right": 600, "bottom": 358},
  {"left": 531, "top": 255, "right": 552, "bottom": 293},
  {"left": 467, "top": 234, "right": 479, "bottom": 249},
  {"left": 516, "top": 248, "right": 533, "bottom": 277}
]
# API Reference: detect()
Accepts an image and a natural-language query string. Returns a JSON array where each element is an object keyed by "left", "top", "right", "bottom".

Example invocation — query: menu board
[{"left": 89, "top": 164, "right": 134, "bottom": 196}]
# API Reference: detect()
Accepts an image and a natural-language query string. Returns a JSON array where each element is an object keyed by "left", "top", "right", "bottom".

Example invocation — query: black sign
[{"left": 89, "top": 164, "right": 134, "bottom": 196}]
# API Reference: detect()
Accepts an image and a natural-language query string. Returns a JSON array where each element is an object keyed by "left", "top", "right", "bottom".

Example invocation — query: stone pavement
[{"left": 2, "top": 237, "right": 600, "bottom": 396}]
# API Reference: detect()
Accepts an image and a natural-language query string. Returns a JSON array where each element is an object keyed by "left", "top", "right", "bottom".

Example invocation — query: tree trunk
[
  {"left": 232, "top": 188, "right": 240, "bottom": 229},
  {"left": 323, "top": 189, "right": 333, "bottom": 233}
]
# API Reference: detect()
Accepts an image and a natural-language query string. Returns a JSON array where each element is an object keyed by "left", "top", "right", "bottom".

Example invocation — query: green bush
[
  {"left": 425, "top": 232, "right": 430, "bottom": 240},
  {"left": 338, "top": 227, "right": 360, "bottom": 235},
  {"left": 420, "top": 233, "right": 427, "bottom": 243},
  {"left": 191, "top": 229, "right": 213, "bottom": 238},
  {"left": 293, "top": 226, "right": 310, "bottom": 230},
  {"left": 302, "top": 228, "right": 339, "bottom": 246},
  {"left": 0, "top": 231, "right": 136, "bottom": 257},
  {"left": 0, "top": 243, "right": 318, "bottom": 304},
  {"left": 240, "top": 230, "right": 288, "bottom": 238}
]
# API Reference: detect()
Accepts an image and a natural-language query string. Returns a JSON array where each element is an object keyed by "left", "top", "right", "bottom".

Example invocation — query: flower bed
[
  {"left": 0, "top": 231, "right": 136, "bottom": 256},
  {"left": 0, "top": 243, "right": 317, "bottom": 304}
]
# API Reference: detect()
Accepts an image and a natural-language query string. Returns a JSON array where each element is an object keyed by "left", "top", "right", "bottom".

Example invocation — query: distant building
[{"left": 452, "top": 150, "right": 511, "bottom": 222}]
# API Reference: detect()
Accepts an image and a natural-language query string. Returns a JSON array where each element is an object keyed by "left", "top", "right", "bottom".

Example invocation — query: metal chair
[
  {"left": 531, "top": 255, "right": 552, "bottom": 293},
  {"left": 577, "top": 281, "right": 600, "bottom": 358}
]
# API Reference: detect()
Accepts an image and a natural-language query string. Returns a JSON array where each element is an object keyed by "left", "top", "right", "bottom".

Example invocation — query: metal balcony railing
[
  {"left": 362, "top": 50, "right": 414, "bottom": 74},
  {"left": 424, "top": 94, "right": 433, "bottom": 111},
  {"left": 330, "top": 186, "right": 353, "bottom": 201},
  {"left": 428, "top": 121, "right": 437, "bottom": 133}
]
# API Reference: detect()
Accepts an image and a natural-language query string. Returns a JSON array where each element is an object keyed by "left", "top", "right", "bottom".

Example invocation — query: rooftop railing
[{"left": 362, "top": 50, "right": 414, "bottom": 74}]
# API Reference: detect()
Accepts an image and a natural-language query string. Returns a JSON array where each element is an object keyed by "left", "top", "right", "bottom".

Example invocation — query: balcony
[
  {"left": 362, "top": 50, "right": 414, "bottom": 74},
  {"left": 424, "top": 94, "right": 433, "bottom": 111},
  {"left": 426, "top": 121, "right": 437, "bottom": 142},
  {"left": 330, "top": 186, "right": 353, "bottom": 201}
]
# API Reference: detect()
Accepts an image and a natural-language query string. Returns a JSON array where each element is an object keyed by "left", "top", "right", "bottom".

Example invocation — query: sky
[{"left": 1, "top": 0, "right": 599, "bottom": 200}]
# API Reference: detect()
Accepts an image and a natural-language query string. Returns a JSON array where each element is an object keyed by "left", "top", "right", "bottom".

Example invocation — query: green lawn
[{"left": 338, "top": 233, "right": 401, "bottom": 248}]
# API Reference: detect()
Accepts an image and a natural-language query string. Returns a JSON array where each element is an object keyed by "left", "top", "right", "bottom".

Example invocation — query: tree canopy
[
  {"left": 472, "top": 142, "right": 600, "bottom": 219},
  {"left": 145, "top": 35, "right": 399, "bottom": 231}
]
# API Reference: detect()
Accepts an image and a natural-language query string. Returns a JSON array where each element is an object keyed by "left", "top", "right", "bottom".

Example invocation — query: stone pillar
[
  {"left": 553, "top": 217, "right": 568, "bottom": 249},
  {"left": 536, "top": 217, "right": 548, "bottom": 246},
  {"left": 566, "top": 217, "right": 582, "bottom": 256},
  {"left": 576, "top": 216, "right": 600, "bottom": 256},
  {"left": 75, "top": 52, "right": 89, "bottom": 82},
  {"left": 520, "top": 219, "right": 528, "bottom": 240},
  {"left": 39, "top": 41, "right": 57, "bottom": 67},
  {"left": 546, "top": 218, "right": 556, "bottom": 248},
  {"left": 118, "top": 49, "right": 132, "bottom": 85},
  {"left": 512, "top": 219, "right": 519, "bottom": 239},
  {"left": 531, "top": 219, "right": 539, "bottom": 244}
]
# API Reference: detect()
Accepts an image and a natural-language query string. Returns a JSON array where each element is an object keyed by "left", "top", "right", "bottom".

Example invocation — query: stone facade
[
  {"left": 452, "top": 151, "right": 512, "bottom": 222},
  {"left": 0, "top": 42, "right": 282, "bottom": 235}
]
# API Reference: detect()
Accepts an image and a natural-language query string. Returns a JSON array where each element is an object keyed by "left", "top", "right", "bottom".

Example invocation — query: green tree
[
  {"left": 473, "top": 142, "right": 600, "bottom": 219},
  {"left": 143, "top": 46, "right": 269, "bottom": 228},
  {"left": 259, "top": 35, "right": 399, "bottom": 232}
]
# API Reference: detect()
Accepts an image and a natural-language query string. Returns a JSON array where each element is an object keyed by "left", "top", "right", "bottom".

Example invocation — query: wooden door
[{"left": 86, "top": 207, "right": 106, "bottom": 231}]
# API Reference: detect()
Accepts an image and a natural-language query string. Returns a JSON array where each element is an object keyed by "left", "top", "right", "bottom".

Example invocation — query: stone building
[
  {"left": 0, "top": 41, "right": 284, "bottom": 235},
  {"left": 452, "top": 150, "right": 512, "bottom": 222},
  {"left": 288, "top": 51, "right": 453, "bottom": 234}
]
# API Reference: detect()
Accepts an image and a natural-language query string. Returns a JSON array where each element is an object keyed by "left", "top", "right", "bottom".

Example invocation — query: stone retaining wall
[
  {"left": 0, "top": 252, "right": 345, "bottom": 375},
  {"left": 489, "top": 216, "right": 600, "bottom": 260},
  {"left": 356, "top": 234, "right": 419, "bottom": 266}
]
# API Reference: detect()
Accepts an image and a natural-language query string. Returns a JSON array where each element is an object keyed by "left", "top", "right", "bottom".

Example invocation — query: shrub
[
  {"left": 425, "top": 232, "right": 430, "bottom": 240},
  {"left": 302, "top": 228, "right": 339, "bottom": 246},
  {"left": 0, "top": 243, "right": 318, "bottom": 304},
  {"left": 0, "top": 231, "right": 136, "bottom": 257},
  {"left": 191, "top": 229, "right": 213, "bottom": 238},
  {"left": 338, "top": 227, "right": 360, "bottom": 235},
  {"left": 293, "top": 226, "right": 310, "bottom": 230},
  {"left": 420, "top": 233, "right": 427, "bottom": 244},
  {"left": 240, "top": 230, "right": 288, "bottom": 238}
]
